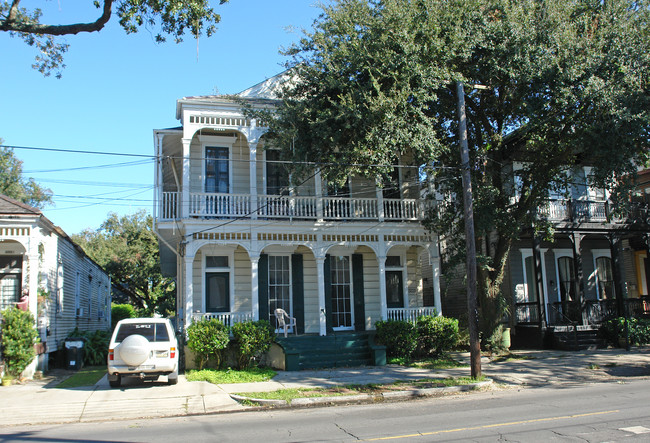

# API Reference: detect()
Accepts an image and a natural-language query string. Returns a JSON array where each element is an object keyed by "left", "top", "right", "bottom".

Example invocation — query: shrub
[
  {"left": 111, "top": 304, "right": 135, "bottom": 330},
  {"left": 375, "top": 320, "right": 417, "bottom": 360},
  {"left": 1, "top": 307, "right": 40, "bottom": 377},
  {"left": 187, "top": 318, "right": 230, "bottom": 370},
  {"left": 416, "top": 315, "right": 459, "bottom": 358},
  {"left": 603, "top": 317, "right": 650, "bottom": 346},
  {"left": 66, "top": 328, "right": 110, "bottom": 366},
  {"left": 230, "top": 320, "right": 274, "bottom": 369}
]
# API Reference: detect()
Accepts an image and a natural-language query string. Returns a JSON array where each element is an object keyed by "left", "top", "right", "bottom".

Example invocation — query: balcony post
[
  {"left": 431, "top": 255, "right": 443, "bottom": 316},
  {"left": 155, "top": 133, "right": 163, "bottom": 220},
  {"left": 183, "top": 252, "right": 194, "bottom": 330},
  {"left": 249, "top": 142, "right": 258, "bottom": 220},
  {"left": 571, "top": 233, "right": 586, "bottom": 325},
  {"left": 181, "top": 138, "right": 192, "bottom": 219},
  {"left": 315, "top": 169, "right": 324, "bottom": 222},
  {"left": 376, "top": 179, "right": 385, "bottom": 222},
  {"left": 379, "top": 255, "right": 388, "bottom": 320}
]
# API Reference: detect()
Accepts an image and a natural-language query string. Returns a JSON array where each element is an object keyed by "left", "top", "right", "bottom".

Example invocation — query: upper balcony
[
  {"left": 158, "top": 191, "right": 426, "bottom": 222},
  {"left": 537, "top": 198, "right": 649, "bottom": 226}
]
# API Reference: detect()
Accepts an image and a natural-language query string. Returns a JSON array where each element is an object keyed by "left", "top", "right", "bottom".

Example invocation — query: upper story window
[
  {"left": 205, "top": 146, "right": 229, "bottom": 193},
  {"left": 266, "top": 150, "right": 289, "bottom": 196}
]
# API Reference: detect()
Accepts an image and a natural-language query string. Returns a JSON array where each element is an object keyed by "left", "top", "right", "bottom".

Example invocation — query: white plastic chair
[{"left": 274, "top": 308, "right": 297, "bottom": 337}]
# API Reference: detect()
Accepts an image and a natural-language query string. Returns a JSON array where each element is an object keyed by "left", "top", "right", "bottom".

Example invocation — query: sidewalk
[{"left": 1, "top": 347, "right": 649, "bottom": 427}]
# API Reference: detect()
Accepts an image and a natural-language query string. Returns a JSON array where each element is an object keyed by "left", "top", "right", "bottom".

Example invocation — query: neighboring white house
[
  {"left": 0, "top": 194, "right": 111, "bottom": 377},
  {"left": 153, "top": 74, "right": 442, "bottom": 367}
]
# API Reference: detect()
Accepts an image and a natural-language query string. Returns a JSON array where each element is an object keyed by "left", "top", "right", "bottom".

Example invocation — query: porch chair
[{"left": 274, "top": 308, "right": 297, "bottom": 337}]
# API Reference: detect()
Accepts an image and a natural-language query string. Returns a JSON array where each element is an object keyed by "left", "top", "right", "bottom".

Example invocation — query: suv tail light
[
  {"left": 108, "top": 349, "right": 114, "bottom": 361},
  {"left": 170, "top": 347, "right": 176, "bottom": 359}
]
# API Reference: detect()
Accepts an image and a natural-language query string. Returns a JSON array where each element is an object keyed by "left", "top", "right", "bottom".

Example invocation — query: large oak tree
[
  {"left": 259, "top": 0, "right": 650, "bottom": 342},
  {"left": 1, "top": 0, "right": 228, "bottom": 77},
  {"left": 0, "top": 143, "right": 52, "bottom": 209}
]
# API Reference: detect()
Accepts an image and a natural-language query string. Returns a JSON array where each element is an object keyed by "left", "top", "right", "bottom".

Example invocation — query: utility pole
[{"left": 456, "top": 81, "right": 481, "bottom": 378}]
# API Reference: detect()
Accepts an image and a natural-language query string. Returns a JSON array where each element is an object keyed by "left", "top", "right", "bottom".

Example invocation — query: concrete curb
[{"left": 229, "top": 379, "right": 493, "bottom": 408}]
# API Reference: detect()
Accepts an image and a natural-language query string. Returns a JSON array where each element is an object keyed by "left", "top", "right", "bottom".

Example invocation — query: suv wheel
[{"left": 109, "top": 374, "right": 121, "bottom": 388}]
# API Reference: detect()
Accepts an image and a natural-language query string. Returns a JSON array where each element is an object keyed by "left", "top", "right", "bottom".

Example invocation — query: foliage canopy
[
  {"left": 0, "top": 144, "right": 52, "bottom": 209},
  {"left": 0, "top": 0, "right": 229, "bottom": 78},
  {"left": 72, "top": 211, "right": 175, "bottom": 316},
  {"left": 260, "top": 0, "right": 650, "bottom": 340}
]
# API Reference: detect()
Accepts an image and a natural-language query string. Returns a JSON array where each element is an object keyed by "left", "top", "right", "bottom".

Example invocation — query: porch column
[
  {"left": 315, "top": 169, "right": 324, "bottom": 222},
  {"left": 316, "top": 255, "right": 327, "bottom": 335},
  {"left": 378, "top": 255, "right": 388, "bottom": 320},
  {"left": 431, "top": 256, "right": 443, "bottom": 316},
  {"left": 250, "top": 253, "right": 260, "bottom": 320},
  {"left": 609, "top": 234, "right": 628, "bottom": 317},
  {"left": 155, "top": 134, "right": 163, "bottom": 220},
  {"left": 533, "top": 235, "right": 547, "bottom": 328},
  {"left": 376, "top": 179, "right": 385, "bottom": 222},
  {"left": 181, "top": 138, "right": 192, "bottom": 219},
  {"left": 571, "top": 233, "right": 586, "bottom": 325},
  {"left": 249, "top": 142, "right": 258, "bottom": 220},
  {"left": 183, "top": 253, "right": 194, "bottom": 330},
  {"left": 27, "top": 251, "right": 39, "bottom": 315}
]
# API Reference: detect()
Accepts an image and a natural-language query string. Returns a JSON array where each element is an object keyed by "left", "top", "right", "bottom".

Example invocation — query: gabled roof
[
  {"left": 0, "top": 194, "right": 41, "bottom": 216},
  {"left": 236, "top": 71, "right": 291, "bottom": 100}
]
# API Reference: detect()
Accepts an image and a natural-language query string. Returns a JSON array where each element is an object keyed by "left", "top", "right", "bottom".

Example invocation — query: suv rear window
[{"left": 114, "top": 323, "right": 170, "bottom": 343}]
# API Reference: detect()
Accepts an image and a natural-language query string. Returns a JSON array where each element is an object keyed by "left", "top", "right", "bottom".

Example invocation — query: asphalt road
[{"left": 2, "top": 379, "right": 650, "bottom": 442}]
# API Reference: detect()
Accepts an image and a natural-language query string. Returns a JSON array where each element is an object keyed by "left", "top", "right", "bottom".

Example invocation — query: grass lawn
[
  {"left": 56, "top": 366, "right": 106, "bottom": 389},
  {"left": 387, "top": 356, "right": 468, "bottom": 369},
  {"left": 236, "top": 376, "right": 487, "bottom": 401},
  {"left": 186, "top": 367, "right": 276, "bottom": 384}
]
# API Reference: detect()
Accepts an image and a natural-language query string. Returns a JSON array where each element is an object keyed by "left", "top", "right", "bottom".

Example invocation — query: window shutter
[
  {"left": 258, "top": 254, "right": 269, "bottom": 323},
  {"left": 324, "top": 254, "right": 333, "bottom": 333},
  {"left": 292, "top": 254, "right": 304, "bottom": 334},
  {"left": 352, "top": 253, "right": 366, "bottom": 331}
]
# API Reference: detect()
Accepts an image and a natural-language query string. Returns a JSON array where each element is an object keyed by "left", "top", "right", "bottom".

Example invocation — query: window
[
  {"left": 269, "top": 256, "right": 291, "bottom": 325},
  {"left": 331, "top": 256, "right": 352, "bottom": 329},
  {"left": 382, "top": 167, "right": 401, "bottom": 200},
  {"left": 115, "top": 322, "right": 170, "bottom": 343},
  {"left": 0, "top": 256, "right": 22, "bottom": 311},
  {"left": 557, "top": 256, "right": 576, "bottom": 302},
  {"left": 595, "top": 257, "right": 614, "bottom": 300},
  {"left": 524, "top": 256, "right": 538, "bottom": 303},
  {"left": 205, "top": 255, "right": 230, "bottom": 313},
  {"left": 205, "top": 146, "right": 229, "bottom": 193},
  {"left": 385, "top": 255, "right": 405, "bottom": 309},
  {"left": 75, "top": 271, "right": 81, "bottom": 317},
  {"left": 266, "top": 150, "right": 289, "bottom": 196}
]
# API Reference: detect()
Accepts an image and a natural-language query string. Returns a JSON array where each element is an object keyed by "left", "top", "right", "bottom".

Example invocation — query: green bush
[
  {"left": 1, "top": 307, "right": 40, "bottom": 377},
  {"left": 66, "top": 328, "right": 110, "bottom": 366},
  {"left": 187, "top": 318, "right": 230, "bottom": 370},
  {"left": 375, "top": 320, "right": 418, "bottom": 360},
  {"left": 230, "top": 320, "right": 274, "bottom": 369},
  {"left": 416, "top": 315, "right": 459, "bottom": 357},
  {"left": 603, "top": 317, "right": 650, "bottom": 346},
  {"left": 111, "top": 303, "right": 135, "bottom": 330}
]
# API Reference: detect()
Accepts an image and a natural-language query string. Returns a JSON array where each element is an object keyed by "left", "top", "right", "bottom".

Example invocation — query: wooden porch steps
[{"left": 276, "top": 332, "right": 373, "bottom": 370}]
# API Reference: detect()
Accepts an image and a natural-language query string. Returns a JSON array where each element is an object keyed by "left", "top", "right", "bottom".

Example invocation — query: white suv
[{"left": 107, "top": 318, "right": 179, "bottom": 388}]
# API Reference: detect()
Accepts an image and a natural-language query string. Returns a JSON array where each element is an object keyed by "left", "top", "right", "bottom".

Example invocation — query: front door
[
  {"left": 330, "top": 256, "right": 353, "bottom": 330},
  {"left": 206, "top": 272, "right": 230, "bottom": 312}
]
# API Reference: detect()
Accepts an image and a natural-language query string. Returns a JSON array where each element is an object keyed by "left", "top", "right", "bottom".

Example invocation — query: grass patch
[
  {"left": 387, "top": 355, "right": 467, "bottom": 369},
  {"left": 236, "top": 376, "right": 487, "bottom": 401},
  {"left": 55, "top": 366, "right": 106, "bottom": 388},
  {"left": 586, "top": 363, "right": 601, "bottom": 370},
  {"left": 186, "top": 367, "right": 276, "bottom": 384}
]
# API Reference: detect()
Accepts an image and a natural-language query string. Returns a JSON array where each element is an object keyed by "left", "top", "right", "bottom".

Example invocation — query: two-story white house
[{"left": 154, "top": 74, "right": 442, "bottom": 369}]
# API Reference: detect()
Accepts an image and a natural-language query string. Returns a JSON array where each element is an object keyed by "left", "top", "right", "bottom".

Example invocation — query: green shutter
[
  {"left": 292, "top": 254, "right": 304, "bottom": 334},
  {"left": 258, "top": 254, "right": 269, "bottom": 323},
  {"left": 324, "top": 254, "right": 333, "bottom": 333},
  {"left": 352, "top": 253, "right": 366, "bottom": 331}
]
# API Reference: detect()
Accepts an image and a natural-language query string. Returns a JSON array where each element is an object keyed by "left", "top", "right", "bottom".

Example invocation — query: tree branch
[{"left": 1, "top": 0, "right": 113, "bottom": 35}]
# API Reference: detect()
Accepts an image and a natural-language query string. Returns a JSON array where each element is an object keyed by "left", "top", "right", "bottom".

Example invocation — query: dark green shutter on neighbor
[
  {"left": 352, "top": 253, "right": 366, "bottom": 331},
  {"left": 291, "top": 254, "right": 304, "bottom": 334},
  {"left": 258, "top": 254, "right": 269, "bottom": 323},
  {"left": 324, "top": 254, "right": 333, "bottom": 333}
]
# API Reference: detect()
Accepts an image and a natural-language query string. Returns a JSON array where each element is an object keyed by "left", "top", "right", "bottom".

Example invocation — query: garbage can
[{"left": 64, "top": 338, "right": 85, "bottom": 370}]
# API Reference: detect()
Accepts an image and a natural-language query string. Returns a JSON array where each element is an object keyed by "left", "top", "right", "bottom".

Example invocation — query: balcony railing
[
  {"left": 191, "top": 311, "right": 254, "bottom": 327},
  {"left": 160, "top": 192, "right": 424, "bottom": 222},
  {"left": 387, "top": 306, "right": 438, "bottom": 323},
  {"left": 538, "top": 199, "right": 609, "bottom": 223}
]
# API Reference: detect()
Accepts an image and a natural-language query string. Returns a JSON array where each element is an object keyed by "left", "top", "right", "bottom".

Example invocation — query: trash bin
[{"left": 64, "top": 338, "right": 85, "bottom": 370}]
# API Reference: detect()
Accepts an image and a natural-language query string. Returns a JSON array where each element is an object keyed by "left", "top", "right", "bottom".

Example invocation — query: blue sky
[{"left": 1, "top": 0, "right": 322, "bottom": 235}]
